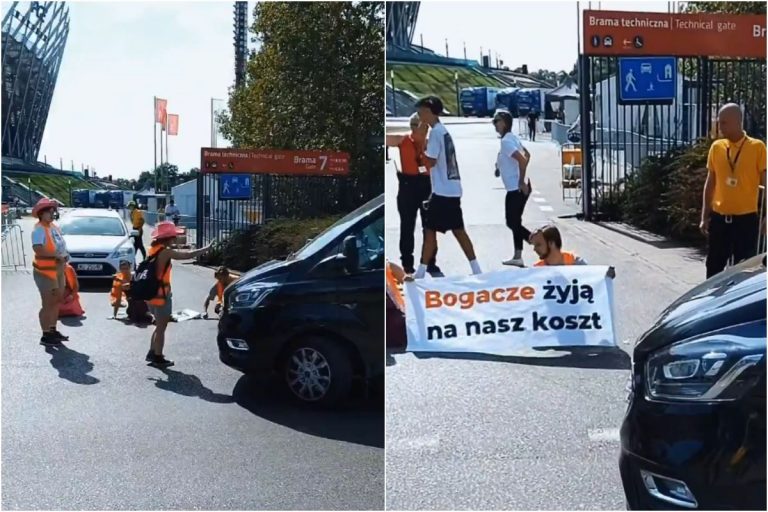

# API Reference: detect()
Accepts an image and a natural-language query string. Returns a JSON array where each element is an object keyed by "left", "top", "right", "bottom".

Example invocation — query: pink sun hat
[{"left": 151, "top": 221, "right": 178, "bottom": 242}]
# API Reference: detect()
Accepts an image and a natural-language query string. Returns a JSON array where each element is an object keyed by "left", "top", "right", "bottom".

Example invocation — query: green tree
[
  {"left": 219, "top": 2, "right": 384, "bottom": 179},
  {"left": 684, "top": 2, "right": 765, "bottom": 14}
]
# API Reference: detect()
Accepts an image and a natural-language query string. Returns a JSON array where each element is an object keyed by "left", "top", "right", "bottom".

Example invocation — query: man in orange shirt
[
  {"left": 386, "top": 112, "right": 441, "bottom": 276},
  {"left": 531, "top": 225, "right": 615, "bottom": 278},
  {"left": 700, "top": 104, "right": 767, "bottom": 278}
]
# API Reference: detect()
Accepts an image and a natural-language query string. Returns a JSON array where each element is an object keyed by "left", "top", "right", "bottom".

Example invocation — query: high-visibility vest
[
  {"left": 534, "top": 251, "right": 577, "bottom": 267},
  {"left": 385, "top": 262, "right": 405, "bottom": 313},
  {"left": 111, "top": 271, "right": 130, "bottom": 304},
  {"left": 147, "top": 245, "right": 172, "bottom": 307},
  {"left": 32, "top": 222, "right": 61, "bottom": 280},
  {"left": 216, "top": 281, "right": 225, "bottom": 304},
  {"left": 65, "top": 265, "right": 78, "bottom": 296},
  {"left": 130, "top": 209, "right": 145, "bottom": 229}
]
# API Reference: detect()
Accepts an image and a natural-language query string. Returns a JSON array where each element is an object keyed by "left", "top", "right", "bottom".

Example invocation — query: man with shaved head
[{"left": 700, "top": 103, "right": 767, "bottom": 278}]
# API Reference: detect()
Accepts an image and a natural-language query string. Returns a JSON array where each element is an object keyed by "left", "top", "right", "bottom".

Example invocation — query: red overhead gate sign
[
  {"left": 201, "top": 148, "right": 350, "bottom": 176},
  {"left": 583, "top": 10, "right": 766, "bottom": 58}
]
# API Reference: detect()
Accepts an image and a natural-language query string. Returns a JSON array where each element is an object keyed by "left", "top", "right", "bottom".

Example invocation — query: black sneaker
[
  {"left": 145, "top": 350, "right": 154, "bottom": 362},
  {"left": 40, "top": 333, "right": 63, "bottom": 347},
  {"left": 50, "top": 329, "right": 69, "bottom": 341},
  {"left": 147, "top": 354, "right": 175, "bottom": 368},
  {"left": 427, "top": 265, "right": 445, "bottom": 278}
]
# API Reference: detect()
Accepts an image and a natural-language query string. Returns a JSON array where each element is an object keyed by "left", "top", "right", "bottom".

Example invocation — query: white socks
[
  {"left": 470, "top": 259, "right": 482, "bottom": 275},
  {"left": 414, "top": 264, "right": 427, "bottom": 279}
]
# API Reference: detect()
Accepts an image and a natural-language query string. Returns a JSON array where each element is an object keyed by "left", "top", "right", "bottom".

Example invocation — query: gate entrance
[
  {"left": 197, "top": 148, "right": 378, "bottom": 246},
  {"left": 579, "top": 9, "right": 766, "bottom": 220}
]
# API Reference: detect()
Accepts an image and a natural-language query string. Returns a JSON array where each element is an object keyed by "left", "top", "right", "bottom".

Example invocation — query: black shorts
[{"left": 423, "top": 194, "right": 464, "bottom": 233}]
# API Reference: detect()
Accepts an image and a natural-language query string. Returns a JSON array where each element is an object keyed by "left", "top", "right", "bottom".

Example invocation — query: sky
[
  {"left": 36, "top": 1, "right": 240, "bottom": 179},
  {"left": 414, "top": 0, "right": 679, "bottom": 72}
]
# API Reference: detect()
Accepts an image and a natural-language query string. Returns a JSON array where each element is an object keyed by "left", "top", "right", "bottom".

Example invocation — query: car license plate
[{"left": 77, "top": 263, "right": 103, "bottom": 271}]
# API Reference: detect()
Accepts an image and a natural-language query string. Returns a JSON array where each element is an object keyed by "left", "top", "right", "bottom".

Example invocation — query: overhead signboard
[
  {"left": 219, "top": 174, "right": 251, "bottom": 200},
  {"left": 618, "top": 57, "right": 676, "bottom": 104},
  {"left": 583, "top": 10, "right": 766, "bottom": 58},
  {"left": 201, "top": 148, "right": 350, "bottom": 176}
]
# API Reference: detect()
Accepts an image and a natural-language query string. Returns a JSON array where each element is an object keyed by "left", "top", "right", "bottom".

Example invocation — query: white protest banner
[{"left": 404, "top": 266, "right": 616, "bottom": 355}]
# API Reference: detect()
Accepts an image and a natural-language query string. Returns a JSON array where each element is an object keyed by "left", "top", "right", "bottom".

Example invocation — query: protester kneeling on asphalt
[
  {"left": 110, "top": 260, "right": 133, "bottom": 318},
  {"left": 143, "top": 221, "right": 212, "bottom": 368},
  {"left": 530, "top": 224, "right": 616, "bottom": 279},
  {"left": 203, "top": 266, "right": 238, "bottom": 319}
]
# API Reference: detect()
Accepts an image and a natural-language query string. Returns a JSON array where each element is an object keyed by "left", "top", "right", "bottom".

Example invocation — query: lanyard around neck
[{"left": 726, "top": 137, "right": 747, "bottom": 173}]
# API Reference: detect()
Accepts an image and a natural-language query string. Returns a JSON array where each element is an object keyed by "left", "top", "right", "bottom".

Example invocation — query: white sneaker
[{"left": 502, "top": 258, "right": 525, "bottom": 267}]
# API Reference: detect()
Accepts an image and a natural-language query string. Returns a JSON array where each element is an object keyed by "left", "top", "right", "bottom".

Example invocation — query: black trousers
[
  {"left": 706, "top": 212, "right": 759, "bottom": 278},
  {"left": 397, "top": 173, "right": 436, "bottom": 271},
  {"left": 528, "top": 124, "right": 536, "bottom": 141},
  {"left": 133, "top": 228, "right": 147, "bottom": 261},
  {"left": 505, "top": 189, "right": 532, "bottom": 251}
]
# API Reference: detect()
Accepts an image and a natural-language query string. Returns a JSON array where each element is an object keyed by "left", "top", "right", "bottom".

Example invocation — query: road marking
[
  {"left": 533, "top": 197, "right": 547, "bottom": 203},
  {"left": 588, "top": 427, "right": 621, "bottom": 442},
  {"left": 388, "top": 436, "right": 440, "bottom": 451},
  {"left": 539, "top": 205, "right": 554, "bottom": 212},
  {"left": 533, "top": 190, "right": 542, "bottom": 196}
]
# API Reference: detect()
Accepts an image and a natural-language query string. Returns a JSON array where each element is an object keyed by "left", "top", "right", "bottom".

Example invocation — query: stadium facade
[{"left": 2, "top": 1, "right": 70, "bottom": 163}]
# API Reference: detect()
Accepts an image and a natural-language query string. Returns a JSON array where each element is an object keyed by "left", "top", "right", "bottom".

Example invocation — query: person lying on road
[{"left": 530, "top": 224, "right": 616, "bottom": 278}]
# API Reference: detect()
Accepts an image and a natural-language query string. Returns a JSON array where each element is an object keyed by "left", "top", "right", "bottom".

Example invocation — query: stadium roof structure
[{"left": 2, "top": 1, "right": 70, "bottom": 163}]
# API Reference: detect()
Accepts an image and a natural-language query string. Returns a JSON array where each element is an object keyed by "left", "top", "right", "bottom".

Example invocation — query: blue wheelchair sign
[
  {"left": 618, "top": 57, "right": 676, "bottom": 104},
  {"left": 219, "top": 174, "right": 251, "bottom": 200}
]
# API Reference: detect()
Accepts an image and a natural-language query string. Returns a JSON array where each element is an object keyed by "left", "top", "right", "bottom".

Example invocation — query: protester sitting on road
[
  {"left": 493, "top": 109, "right": 533, "bottom": 268},
  {"left": 145, "top": 221, "right": 212, "bottom": 368},
  {"left": 385, "top": 260, "right": 407, "bottom": 349},
  {"left": 110, "top": 260, "right": 133, "bottom": 318},
  {"left": 406, "top": 95, "right": 482, "bottom": 281},
  {"left": 386, "top": 112, "right": 442, "bottom": 277},
  {"left": 59, "top": 263, "right": 84, "bottom": 318},
  {"left": 31, "top": 197, "right": 71, "bottom": 346},
  {"left": 128, "top": 201, "right": 146, "bottom": 261},
  {"left": 530, "top": 225, "right": 616, "bottom": 278},
  {"left": 203, "top": 266, "right": 238, "bottom": 319},
  {"left": 700, "top": 103, "right": 767, "bottom": 278}
]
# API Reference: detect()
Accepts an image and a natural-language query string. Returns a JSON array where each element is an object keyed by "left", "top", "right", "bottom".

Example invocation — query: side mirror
[
  {"left": 342, "top": 235, "right": 359, "bottom": 274},
  {"left": 130, "top": 229, "right": 139, "bottom": 238}
]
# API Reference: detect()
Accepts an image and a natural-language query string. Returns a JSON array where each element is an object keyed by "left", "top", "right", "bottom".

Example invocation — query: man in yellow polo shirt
[{"left": 700, "top": 103, "right": 767, "bottom": 278}]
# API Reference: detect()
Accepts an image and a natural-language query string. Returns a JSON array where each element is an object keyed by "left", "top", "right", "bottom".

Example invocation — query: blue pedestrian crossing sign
[
  {"left": 219, "top": 174, "right": 251, "bottom": 200},
  {"left": 618, "top": 57, "right": 676, "bottom": 105}
]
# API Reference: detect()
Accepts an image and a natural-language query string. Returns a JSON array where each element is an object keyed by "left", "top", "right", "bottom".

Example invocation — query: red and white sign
[{"left": 200, "top": 148, "right": 350, "bottom": 176}]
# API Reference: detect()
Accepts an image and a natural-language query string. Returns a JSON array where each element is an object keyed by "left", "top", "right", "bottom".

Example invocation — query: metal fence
[
  {"left": 196, "top": 173, "right": 381, "bottom": 247},
  {"left": 579, "top": 56, "right": 767, "bottom": 220},
  {"left": 1, "top": 219, "right": 27, "bottom": 270}
]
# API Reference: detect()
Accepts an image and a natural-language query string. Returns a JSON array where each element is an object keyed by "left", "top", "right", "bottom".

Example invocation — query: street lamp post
[
  {"left": 67, "top": 179, "right": 72, "bottom": 206},
  {"left": 390, "top": 69, "right": 397, "bottom": 117},
  {"left": 28, "top": 178, "right": 32, "bottom": 205},
  {"left": 454, "top": 72, "right": 461, "bottom": 117}
]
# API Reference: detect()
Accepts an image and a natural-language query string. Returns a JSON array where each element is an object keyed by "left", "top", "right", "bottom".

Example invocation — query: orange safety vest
[
  {"left": 534, "top": 251, "right": 577, "bottom": 267},
  {"left": 65, "top": 265, "right": 78, "bottom": 296},
  {"left": 32, "top": 221, "right": 61, "bottom": 280},
  {"left": 147, "top": 245, "right": 172, "bottom": 306},
  {"left": 385, "top": 262, "right": 405, "bottom": 313},
  {"left": 110, "top": 271, "right": 130, "bottom": 304},
  {"left": 216, "top": 281, "right": 225, "bottom": 304}
]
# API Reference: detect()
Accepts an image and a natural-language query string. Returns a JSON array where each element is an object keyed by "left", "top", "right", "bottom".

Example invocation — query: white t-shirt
[
  {"left": 425, "top": 122, "right": 462, "bottom": 198},
  {"left": 497, "top": 132, "right": 525, "bottom": 191},
  {"left": 31, "top": 223, "right": 68, "bottom": 257}
]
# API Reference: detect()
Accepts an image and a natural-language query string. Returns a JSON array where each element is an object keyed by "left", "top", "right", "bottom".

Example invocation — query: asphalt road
[
  {"left": 385, "top": 122, "right": 705, "bottom": 510},
  {"left": 1, "top": 216, "right": 384, "bottom": 511}
]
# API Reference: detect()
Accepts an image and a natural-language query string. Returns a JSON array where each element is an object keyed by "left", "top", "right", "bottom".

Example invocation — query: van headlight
[
  {"left": 230, "top": 284, "right": 275, "bottom": 309},
  {"left": 646, "top": 334, "right": 765, "bottom": 402}
]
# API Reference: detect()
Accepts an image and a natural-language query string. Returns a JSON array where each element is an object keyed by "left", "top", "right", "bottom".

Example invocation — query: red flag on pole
[
  {"left": 154, "top": 98, "right": 167, "bottom": 125},
  {"left": 167, "top": 114, "right": 179, "bottom": 136}
]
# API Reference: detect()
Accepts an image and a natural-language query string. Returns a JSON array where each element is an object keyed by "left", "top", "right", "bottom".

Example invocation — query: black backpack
[{"left": 129, "top": 249, "right": 170, "bottom": 301}]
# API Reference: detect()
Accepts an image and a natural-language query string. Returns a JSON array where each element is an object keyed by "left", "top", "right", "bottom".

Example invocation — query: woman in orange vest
[
  {"left": 145, "top": 221, "right": 212, "bottom": 367},
  {"left": 31, "top": 198, "right": 70, "bottom": 346},
  {"left": 202, "top": 266, "right": 237, "bottom": 319},
  {"left": 59, "top": 263, "right": 85, "bottom": 318}
]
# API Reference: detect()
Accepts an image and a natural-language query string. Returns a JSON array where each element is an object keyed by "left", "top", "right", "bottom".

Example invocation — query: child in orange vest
[
  {"left": 110, "top": 260, "right": 133, "bottom": 318},
  {"left": 59, "top": 263, "right": 85, "bottom": 317},
  {"left": 202, "top": 266, "right": 238, "bottom": 318}
]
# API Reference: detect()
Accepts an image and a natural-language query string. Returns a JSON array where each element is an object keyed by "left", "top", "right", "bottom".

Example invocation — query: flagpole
[
  {"left": 165, "top": 115, "right": 169, "bottom": 168},
  {"left": 153, "top": 96, "right": 157, "bottom": 192},
  {"left": 211, "top": 98, "right": 215, "bottom": 148}
]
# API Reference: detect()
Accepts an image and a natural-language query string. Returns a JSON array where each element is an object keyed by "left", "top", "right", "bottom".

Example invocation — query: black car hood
[
  {"left": 635, "top": 254, "right": 766, "bottom": 354},
  {"left": 238, "top": 258, "right": 301, "bottom": 284}
]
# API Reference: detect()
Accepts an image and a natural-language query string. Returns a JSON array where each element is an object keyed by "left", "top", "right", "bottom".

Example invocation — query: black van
[
  {"left": 217, "top": 194, "right": 384, "bottom": 406},
  {"left": 620, "top": 254, "right": 766, "bottom": 510}
]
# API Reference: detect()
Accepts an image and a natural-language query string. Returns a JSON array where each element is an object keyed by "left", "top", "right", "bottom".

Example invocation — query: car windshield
[
  {"left": 60, "top": 216, "right": 126, "bottom": 237},
  {"left": 289, "top": 195, "right": 383, "bottom": 260}
]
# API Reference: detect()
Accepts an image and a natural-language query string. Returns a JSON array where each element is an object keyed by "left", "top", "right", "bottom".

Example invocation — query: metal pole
[
  {"left": 153, "top": 96, "right": 157, "bottom": 186},
  {"left": 445, "top": 38, "right": 449, "bottom": 58},
  {"left": 211, "top": 98, "right": 216, "bottom": 147},
  {"left": 463, "top": 41, "right": 467, "bottom": 61},
  {"left": 391, "top": 69, "right": 397, "bottom": 117},
  {"left": 455, "top": 73, "right": 461, "bottom": 117}
]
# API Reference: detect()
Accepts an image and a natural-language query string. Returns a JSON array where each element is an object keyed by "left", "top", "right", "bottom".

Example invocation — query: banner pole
[{"left": 153, "top": 96, "right": 157, "bottom": 192}]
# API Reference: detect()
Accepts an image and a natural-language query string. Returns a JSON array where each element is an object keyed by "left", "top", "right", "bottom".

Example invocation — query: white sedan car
[{"left": 60, "top": 208, "right": 137, "bottom": 278}]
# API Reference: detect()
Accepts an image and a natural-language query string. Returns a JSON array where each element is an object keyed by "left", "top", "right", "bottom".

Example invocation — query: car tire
[{"left": 281, "top": 336, "right": 353, "bottom": 407}]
